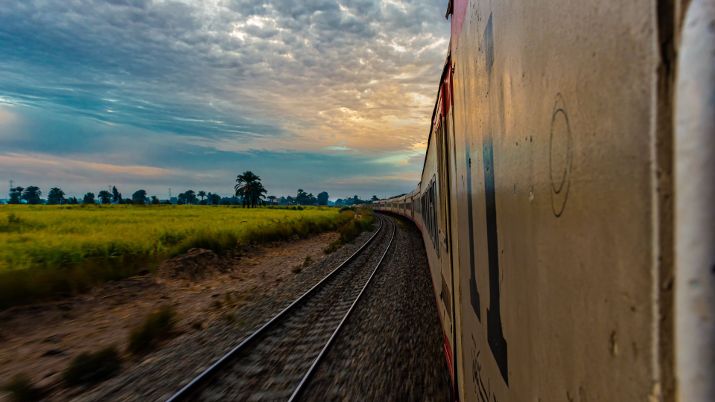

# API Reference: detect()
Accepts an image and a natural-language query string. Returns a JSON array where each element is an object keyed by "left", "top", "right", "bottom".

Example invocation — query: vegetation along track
[{"left": 167, "top": 214, "right": 396, "bottom": 401}]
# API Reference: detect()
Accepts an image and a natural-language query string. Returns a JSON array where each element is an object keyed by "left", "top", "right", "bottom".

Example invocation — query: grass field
[{"left": 0, "top": 205, "right": 359, "bottom": 308}]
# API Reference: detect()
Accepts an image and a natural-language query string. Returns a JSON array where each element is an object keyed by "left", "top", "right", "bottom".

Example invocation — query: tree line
[{"left": 4, "top": 171, "right": 379, "bottom": 207}]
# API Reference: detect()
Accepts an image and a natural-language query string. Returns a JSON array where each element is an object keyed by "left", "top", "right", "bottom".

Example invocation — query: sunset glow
[{"left": 0, "top": 0, "right": 450, "bottom": 198}]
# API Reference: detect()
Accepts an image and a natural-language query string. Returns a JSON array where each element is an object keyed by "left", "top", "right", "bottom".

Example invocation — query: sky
[{"left": 0, "top": 0, "right": 450, "bottom": 200}]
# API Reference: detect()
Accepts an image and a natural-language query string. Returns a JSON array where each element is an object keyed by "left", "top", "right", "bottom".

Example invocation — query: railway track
[{"left": 167, "top": 213, "right": 396, "bottom": 401}]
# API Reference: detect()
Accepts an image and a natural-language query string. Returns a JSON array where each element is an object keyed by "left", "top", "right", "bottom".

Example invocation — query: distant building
[{"left": 170, "top": 197, "right": 178, "bottom": 205}]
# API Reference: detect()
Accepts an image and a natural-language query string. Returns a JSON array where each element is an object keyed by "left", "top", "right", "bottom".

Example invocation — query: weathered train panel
[
  {"left": 448, "top": 1, "right": 675, "bottom": 401},
  {"left": 374, "top": 1, "right": 712, "bottom": 401}
]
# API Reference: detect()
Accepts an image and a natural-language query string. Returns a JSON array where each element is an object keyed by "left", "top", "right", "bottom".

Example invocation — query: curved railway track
[{"left": 167, "top": 213, "right": 396, "bottom": 401}]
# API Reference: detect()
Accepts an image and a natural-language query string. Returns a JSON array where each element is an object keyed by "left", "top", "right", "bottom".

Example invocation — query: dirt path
[{"left": 0, "top": 232, "right": 339, "bottom": 400}]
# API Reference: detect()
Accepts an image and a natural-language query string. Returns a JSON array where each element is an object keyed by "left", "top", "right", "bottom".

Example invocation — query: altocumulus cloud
[{"left": 0, "top": 0, "right": 449, "bottom": 198}]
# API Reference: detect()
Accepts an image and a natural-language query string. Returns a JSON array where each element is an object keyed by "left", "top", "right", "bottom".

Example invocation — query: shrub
[
  {"left": 7, "top": 213, "right": 21, "bottom": 225},
  {"left": 292, "top": 255, "right": 314, "bottom": 273},
  {"left": 1, "top": 374, "right": 42, "bottom": 402},
  {"left": 62, "top": 346, "right": 121, "bottom": 386},
  {"left": 303, "top": 256, "right": 313, "bottom": 267},
  {"left": 324, "top": 209, "right": 375, "bottom": 254},
  {"left": 127, "top": 306, "right": 176, "bottom": 355}
]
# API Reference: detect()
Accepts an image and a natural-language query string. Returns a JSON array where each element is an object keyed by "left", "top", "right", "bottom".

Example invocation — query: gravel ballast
[
  {"left": 192, "top": 216, "right": 394, "bottom": 401},
  {"left": 298, "top": 214, "right": 452, "bottom": 401}
]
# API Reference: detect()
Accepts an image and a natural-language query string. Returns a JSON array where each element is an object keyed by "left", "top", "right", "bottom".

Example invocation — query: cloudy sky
[{"left": 0, "top": 0, "right": 449, "bottom": 200}]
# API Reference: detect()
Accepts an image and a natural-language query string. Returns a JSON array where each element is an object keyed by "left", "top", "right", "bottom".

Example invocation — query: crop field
[{"left": 0, "top": 205, "right": 354, "bottom": 308}]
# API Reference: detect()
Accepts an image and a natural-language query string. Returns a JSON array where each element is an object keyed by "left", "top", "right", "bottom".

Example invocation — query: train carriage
[{"left": 374, "top": 1, "right": 714, "bottom": 401}]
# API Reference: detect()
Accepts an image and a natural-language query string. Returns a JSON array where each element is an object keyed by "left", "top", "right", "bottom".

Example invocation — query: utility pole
[
  {"left": 8, "top": 179, "right": 13, "bottom": 199},
  {"left": 168, "top": 188, "right": 172, "bottom": 199}
]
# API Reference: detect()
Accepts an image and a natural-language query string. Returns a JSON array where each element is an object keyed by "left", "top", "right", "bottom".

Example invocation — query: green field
[{"left": 0, "top": 205, "right": 353, "bottom": 308}]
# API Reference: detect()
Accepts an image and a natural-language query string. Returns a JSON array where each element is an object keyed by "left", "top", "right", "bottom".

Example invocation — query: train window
[{"left": 418, "top": 179, "right": 439, "bottom": 255}]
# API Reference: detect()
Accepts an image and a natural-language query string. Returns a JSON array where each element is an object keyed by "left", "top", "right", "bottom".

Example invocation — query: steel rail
[
  {"left": 288, "top": 214, "right": 396, "bottom": 401},
  {"left": 166, "top": 215, "right": 386, "bottom": 402}
]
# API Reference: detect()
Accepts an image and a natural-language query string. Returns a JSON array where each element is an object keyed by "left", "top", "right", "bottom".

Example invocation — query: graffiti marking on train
[
  {"left": 471, "top": 340, "right": 500, "bottom": 402},
  {"left": 482, "top": 136, "right": 509, "bottom": 385},
  {"left": 466, "top": 148, "right": 482, "bottom": 321},
  {"left": 549, "top": 93, "right": 573, "bottom": 217},
  {"left": 484, "top": 14, "right": 494, "bottom": 77}
]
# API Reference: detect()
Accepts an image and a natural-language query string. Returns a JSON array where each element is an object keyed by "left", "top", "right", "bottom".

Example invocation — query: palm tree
[
  {"left": 183, "top": 190, "right": 197, "bottom": 205},
  {"left": 197, "top": 191, "right": 206, "bottom": 203},
  {"left": 234, "top": 171, "right": 267, "bottom": 208}
]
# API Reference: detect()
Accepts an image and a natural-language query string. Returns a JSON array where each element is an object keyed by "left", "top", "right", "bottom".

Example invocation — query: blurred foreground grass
[{"left": 0, "top": 205, "right": 352, "bottom": 308}]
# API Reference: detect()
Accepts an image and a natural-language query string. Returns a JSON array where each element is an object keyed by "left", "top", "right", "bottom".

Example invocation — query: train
[{"left": 373, "top": 1, "right": 714, "bottom": 401}]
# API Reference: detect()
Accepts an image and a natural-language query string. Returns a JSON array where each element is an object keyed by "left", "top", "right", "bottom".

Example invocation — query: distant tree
[
  {"left": 197, "top": 191, "right": 206, "bottom": 203},
  {"left": 132, "top": 189, "right": 148, "bottom": 205},
  {"left": 371, "top": 195, "right": 379, "bottom": 202},
  {"left": 317, "top": 191, "right": 329, "bottom": 206},
  {"left": 21, "top": 186, "right": 42, "bottom": 205},
  {"left": 177, "top": 190, "right": 197, "bottom": 205},
  {"left": 296, "top": 189, "right": 308, "bottom": 205},
  {"left": 336, "top": 195, "right": 365, "bottom": 206},
  {"left": 83, "top": 192, "right": 96, "bottom": 204},
  {"left": 295, "top": 189, "right": 318, "bottom": 205},
  {"left": 67, "top": 196, "right": 79, "bottom": 205},
  {"left": 208, "top": 193, "right": 221, "bottom": 205},
  {"left": 234, "top": 171, "right": 267, "bottom": 208},
  {"left": 8, "top": 186, "right": 24, "bottom": 204},
  {"left": 111, "top": 186, "right": 122, "bottom": 204},
  {"left": 219, "top": 196, "right": 237, "bottom": 205},
  {"left": 97, "top": 190, "right": 112, "bottom": 204},
  {"left": 47, "top": 187, "right": 66, "bottom": 205},
  {"left": 267, "top": 195, "right": 277, "bottom": 205},
  {"left": 184, "top": 190, "right": 197, "bottom": 205},
  {"left": 150, "top": 195, "right": 160, "bottom": 205}
]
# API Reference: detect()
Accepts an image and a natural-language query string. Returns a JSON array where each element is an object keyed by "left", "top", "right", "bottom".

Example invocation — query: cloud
[
  {"left": 0, "top": 152, "right": 174, "bottom": 182},
  {"left": 0, "top": 0, "right": 449, "bottom": 196}
]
